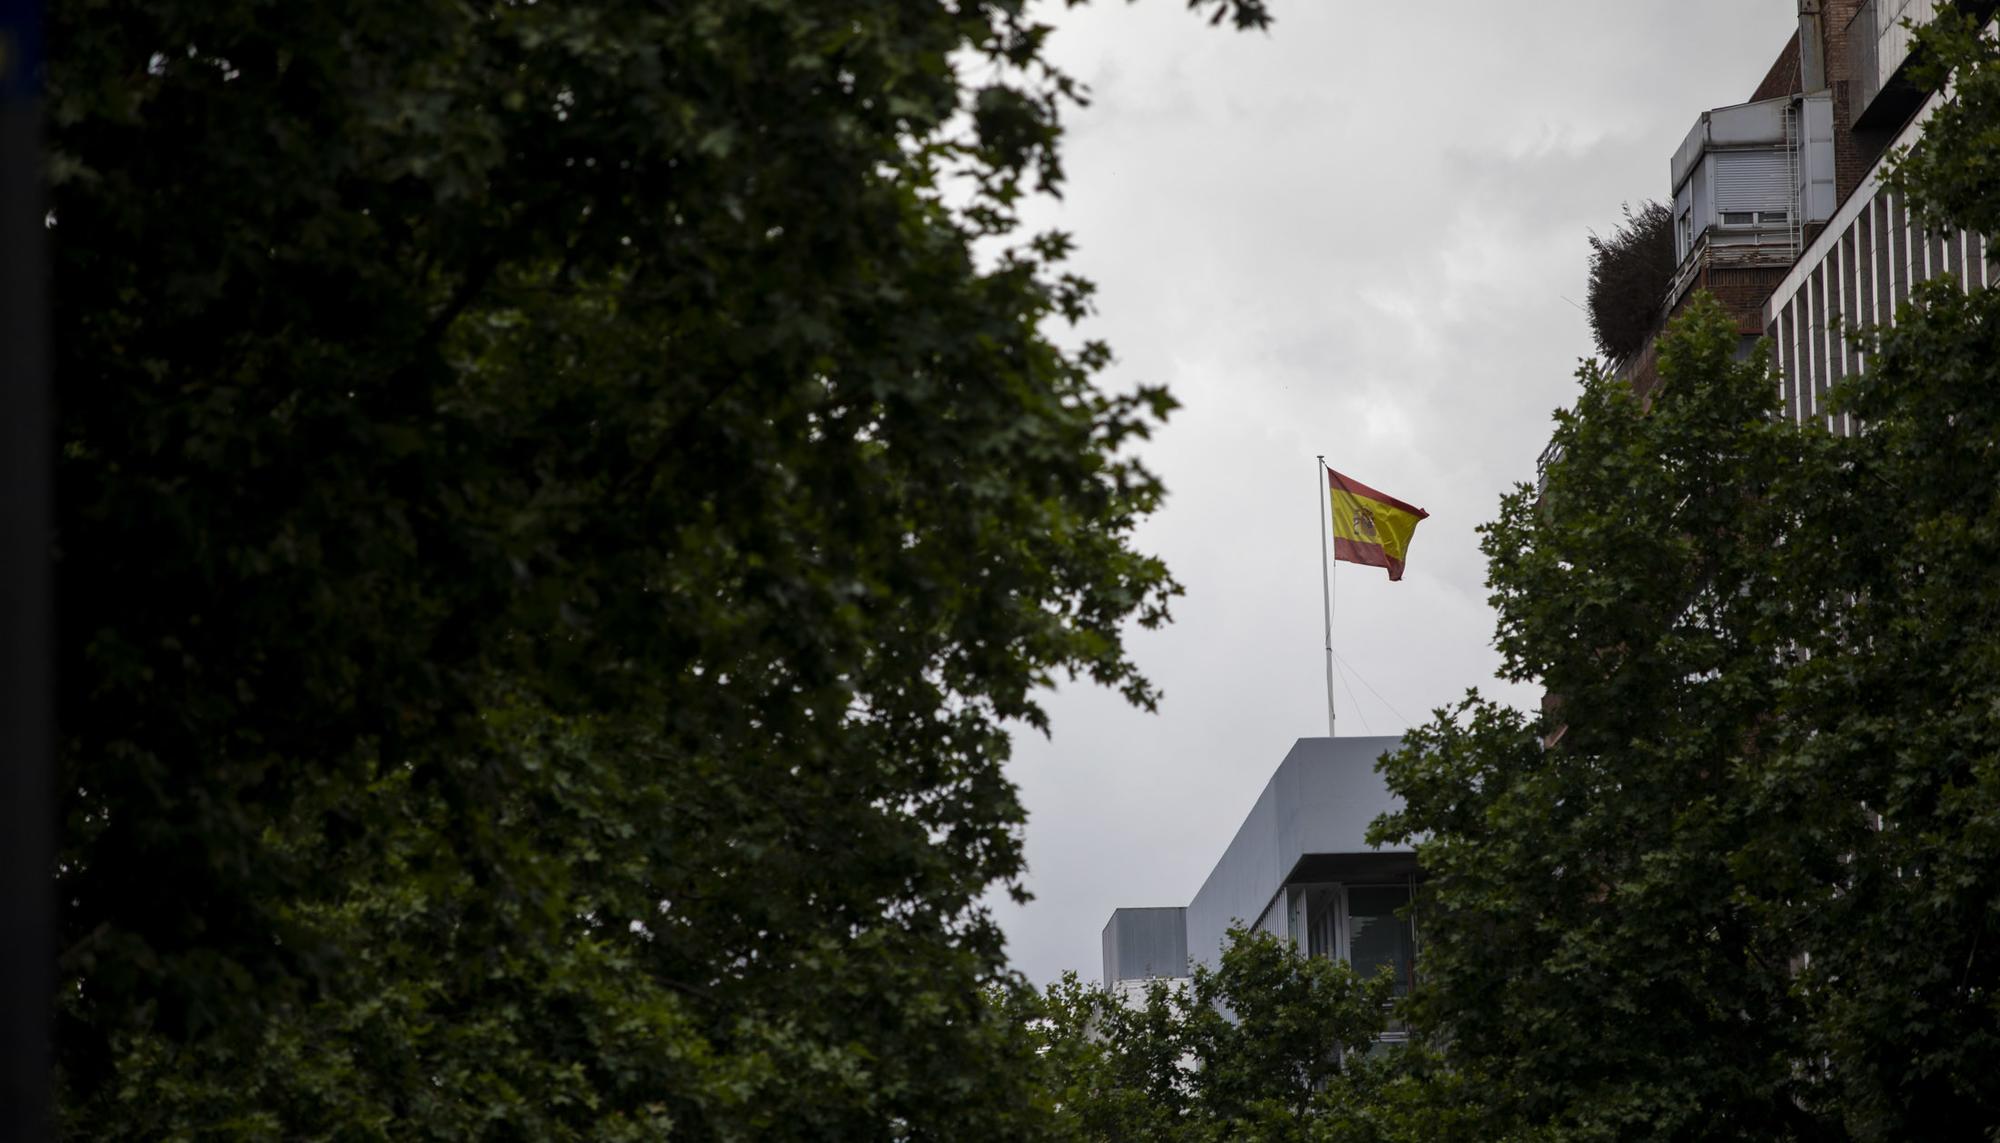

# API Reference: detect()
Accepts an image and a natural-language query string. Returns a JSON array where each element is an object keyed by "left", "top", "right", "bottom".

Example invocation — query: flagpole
[{"left": 1316, "top": 456, "right": 1336, "bottom": 738}]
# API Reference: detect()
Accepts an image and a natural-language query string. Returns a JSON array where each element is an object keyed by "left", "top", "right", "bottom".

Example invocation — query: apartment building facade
[{"left": 1632, "top": 0, "right": 1992, "bottom": 424}]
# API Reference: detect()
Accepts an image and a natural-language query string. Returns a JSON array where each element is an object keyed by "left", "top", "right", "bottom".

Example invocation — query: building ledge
[{"left": 1667, "top": 231, "right": 1801, "bottom": 312}]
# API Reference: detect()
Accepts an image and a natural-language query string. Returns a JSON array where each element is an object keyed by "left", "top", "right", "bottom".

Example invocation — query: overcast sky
[{"left": 993, "top": 0, "right": 1803, "bottom": 987}]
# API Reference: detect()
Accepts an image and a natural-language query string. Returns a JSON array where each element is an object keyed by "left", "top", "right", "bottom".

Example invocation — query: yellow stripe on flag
[{"left": 1327, "top": 468, "right": 1428, "bottom": 581}]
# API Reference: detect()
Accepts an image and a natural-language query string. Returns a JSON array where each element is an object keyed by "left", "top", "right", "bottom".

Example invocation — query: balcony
[{"left": 1665, "top": 91, "right": 1835, "bottom": 311}]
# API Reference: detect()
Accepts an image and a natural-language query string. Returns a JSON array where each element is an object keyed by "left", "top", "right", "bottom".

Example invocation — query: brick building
[{"left": 1621, "top": 0, "right": 1992, "bottom": 419}]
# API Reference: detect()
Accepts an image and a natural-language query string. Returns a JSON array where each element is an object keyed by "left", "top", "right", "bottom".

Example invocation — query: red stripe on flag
[
  {"left": 1332, "top": 536, "right": 1407, "bottom": 581},
  {"left": 1327, "top": 469, "right": 1428, "bottom": 520}
]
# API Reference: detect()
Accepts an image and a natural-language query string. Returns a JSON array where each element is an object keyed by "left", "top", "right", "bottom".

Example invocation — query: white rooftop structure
[{"left": 1101, "top": 736, "right": 1417, "bottom": 1005}]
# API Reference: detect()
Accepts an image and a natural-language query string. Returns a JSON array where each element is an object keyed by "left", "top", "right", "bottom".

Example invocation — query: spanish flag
[{"left": 1328, "top": 468, "right": 1428, "bottom": 581}]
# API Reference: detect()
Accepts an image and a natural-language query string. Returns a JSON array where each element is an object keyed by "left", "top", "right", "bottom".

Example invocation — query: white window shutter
[{"left": 1712, "top": 151, "right": 1791, "bottom": 214}]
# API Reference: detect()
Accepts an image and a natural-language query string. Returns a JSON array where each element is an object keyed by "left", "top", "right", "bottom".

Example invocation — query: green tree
[
  {"left": 1760, "top": 22, "right": 2000, "bottom": 1108},
  {"left": 1031, "top": 927, "right": 1486, "bottom": 1143},
  {"left": 49, "top": 0, "right": 1267, "bottom": 1136},
  {"left": 1375, "top": 296, "right": 1823, "bottom": 1141},
  {"left": 1584, "top": 201, "right": 1674, "bottom": 366},
  {"left": 1749, "top": 276, "right": 2000, "bottom": 1141},
  {"left": 1374, "top": 17, "right": 2000, "bottom": 1131},
  {"left": 1385, "top": 296, "right": 2000, "bottom": 1143}
]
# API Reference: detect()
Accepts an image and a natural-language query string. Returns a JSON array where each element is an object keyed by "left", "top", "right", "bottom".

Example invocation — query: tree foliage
[
  {"left": 1372, "top": 34, "right": 2000, "bottom": 1129},
  {"left": 1769, "top": 277, "right": 2000, "bottom": 1140},
  {"left": 1380, "top": 282, "right": 2000, "bottom": 1138},
  {"left": 49, "top": 0, "right": 1266, "bottom": 1135},
  {"left": 1584, "top": 201, "right": 1675, "bottom": 365},
  {"left": 1031, "top": 927, "right": 1483, "bottom": 1143},
  {"left": 1374, "top": 297, "right": 1828, "bottom": 1140}
]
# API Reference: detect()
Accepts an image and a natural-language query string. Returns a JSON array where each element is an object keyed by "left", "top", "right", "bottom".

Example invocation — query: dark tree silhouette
[{"left": 1586, "top": 201, "right": 1675, "bottom": 365}]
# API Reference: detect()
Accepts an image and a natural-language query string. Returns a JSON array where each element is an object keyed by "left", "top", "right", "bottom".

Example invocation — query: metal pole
[
  {"left": 1, "top": 0, "right": 52, "bottom": 1136},
  {"left": 1315, "top": 456, "right": 1335, "bottom": 738}
]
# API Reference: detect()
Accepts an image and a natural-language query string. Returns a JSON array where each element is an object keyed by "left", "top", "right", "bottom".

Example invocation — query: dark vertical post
[{"left": 0, "top": 0, "right": 51, "bottom": 1137}]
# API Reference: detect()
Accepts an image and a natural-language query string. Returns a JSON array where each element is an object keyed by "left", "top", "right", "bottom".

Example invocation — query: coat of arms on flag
[{"left": 1326, "top": 468, "right": 1427, "bottom": 581}]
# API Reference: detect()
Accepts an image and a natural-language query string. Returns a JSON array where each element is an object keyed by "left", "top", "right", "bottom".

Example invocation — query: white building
[
  {"left": 1762, "top": 0, "right": 1997, "bottom": 432},
  {"left": 1100, "top": 736, "right": 1416, "bottom": 1026}
]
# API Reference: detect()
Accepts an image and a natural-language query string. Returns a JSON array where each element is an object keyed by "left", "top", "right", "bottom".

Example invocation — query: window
[
  {"left": 1720, "top": 209, "right": 1787, "bottom": 230},
  {"left": 1286, "top": 883, "right": 1418, "bottom": 997},
  {"left": 1345, "top": 886, "right": 1416, "bottom": 998},
  {"left": 1303, "top": 886, "right": 1341, "bottom": 960},
  {"left": 1711, "top": 150, "right": 1790, "bottom": 219}
]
